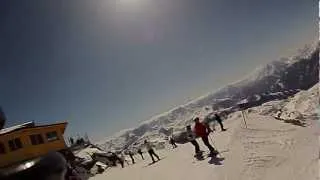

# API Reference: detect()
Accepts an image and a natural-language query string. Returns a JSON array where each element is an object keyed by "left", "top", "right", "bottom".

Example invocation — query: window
[
  {"left": 46, "top": 131, "right": 59, "bottom": 142},
  {"left": 30, "top": 134, "right": 44, "bottom": 145},
  {"left": 0, "top": 142, "right": 6, "bottom": 154},
  {"left": 8, "top": 138, "right": 22, "bottom": 151}
]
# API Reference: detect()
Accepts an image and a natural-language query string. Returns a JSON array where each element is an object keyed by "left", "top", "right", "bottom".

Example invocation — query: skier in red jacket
[{"left": 193, "top": 117, "right": 219, "bottom": 156}]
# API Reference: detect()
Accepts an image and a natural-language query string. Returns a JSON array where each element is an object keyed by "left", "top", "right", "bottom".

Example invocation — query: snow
[
  {"left": 74, "top": 147, "right": 106, "bottom": 163},
  {"left": 0, "top": 121, "right": 34, "bottom": 135},
  {"left": 88, "top": 42, "right": 319, "bottom": 180},
  {"left": 80, "top": 77, "right": 320, "bottom": 180},
  {"left": 224, "top": 114, "right": 319, "bottom": 180},
  {"left": 97, "top": 43, "right": 319, "bottom": 151},
  {"left": 280, "top": 83, "right": 319, "bottom": 118},
  {"left": 89, "top": 112, "right": 319, "bottom": 180},
  {"left": 254, "top": 94, "right": 261, "bottom": 101},
  {"left": 238, "top": 99, "right": 249, "bottom": 104}
]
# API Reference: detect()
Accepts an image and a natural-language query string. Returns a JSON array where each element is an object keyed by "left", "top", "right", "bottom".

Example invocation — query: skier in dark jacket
[
  {"left": 193, "top": 117, "right": 218, "bottom": 156},
  {"left": 204, "top": 107, "right": 226, "bottom": 132},
  {"left": 144, "top": 140, "right": 160, "bottom": 163},
  {"left": 128, "top": 150, "right": 135, "bottom": 164},
  {"left": 169, "top": 137, "right": 178, "bottom": 149},
  {"left": 214, "top": 113, "right": 226, "bottom": 131},
  {"left": 137, "top": 148, "right": 144, "bottom": 160},
  {"left": 186, "top": 125, "right": 201, "bottom": 154}
]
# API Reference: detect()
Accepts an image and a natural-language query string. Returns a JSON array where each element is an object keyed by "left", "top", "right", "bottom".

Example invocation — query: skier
[
  {"left": 169, "top": 137, "right": 178, "bottom": 149},
  {"left": 137, "top": 148, "right": 144, "bottom": 160},
  {"left": 128, "top": 150, "right": 135, "bottom": 164},
  {"left": 204, "top": 107, "right": 226, "bottom": 131},
  {"left": 144, "top": 140, "right": 160, "bottom": 163},
  {"left": 214, "top": 113, "right": 226, "bottom": 131},
  {"left": 120, "top": 152, "right": 129, "bottom": 166},
  {"left": 118, "top": 155, "right": 125, "bottom": 168},
  {"left": 193, "top": 117, "right": 219, "bottom": 156},
  {"left": 109, "top": 152, "right": 124, "bottom": 168},
  {"left": 186, "top": 125, "right": 201, "bottom": 155}
]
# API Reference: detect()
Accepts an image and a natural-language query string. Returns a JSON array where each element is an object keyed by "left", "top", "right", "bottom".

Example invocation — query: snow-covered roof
[
  {"left": 0, "top": 121, "right": 68, "bottom": 136},
  {"left": 0, "top": 121, "right": 35, "bottom": 135}
]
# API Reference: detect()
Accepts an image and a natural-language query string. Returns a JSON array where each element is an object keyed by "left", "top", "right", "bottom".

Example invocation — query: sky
[{"left": 0, "top": 0, "right": 317, "bottom": 142}]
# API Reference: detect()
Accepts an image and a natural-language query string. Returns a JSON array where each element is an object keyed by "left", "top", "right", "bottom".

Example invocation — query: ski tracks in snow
[
  {"left": 90, "top": 113, "right": 318, "bottom": 180},
  {"left": 223, "top": 114, "right": 319, "bottom": 180}
]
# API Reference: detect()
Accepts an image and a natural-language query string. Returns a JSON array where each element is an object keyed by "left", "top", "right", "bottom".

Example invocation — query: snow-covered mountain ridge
[{"left": 97, "top": 43, "right": 319, "bottom": 152}]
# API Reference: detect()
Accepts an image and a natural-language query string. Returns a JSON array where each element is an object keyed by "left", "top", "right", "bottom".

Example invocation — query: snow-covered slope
[
  {"left": 253, "top": 83, "right": 319, "bottom": 114},
  {"left": 279, "top": 83, "right": 319, "bottom": 119},
  {"left": 87, "top": 82, "right": 319, "bottom": 180},
  {"left": 224, "top": 114, "right": 319, "bottom": 180},
  {"left": 90, "top": 107, "right": 319, "bottom": 180},
  {"left": 97, "top": 43, "right": 319, "bottom": 152}
]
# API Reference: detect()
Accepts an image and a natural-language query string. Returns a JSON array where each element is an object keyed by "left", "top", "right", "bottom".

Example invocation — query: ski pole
[
  {"left": 241, "top": 110, "right": 248, "bottom": 128},
  {"left": 208, "top": 135, "right": 218, "bottom": 151},
  {"left": 209, "top": 135, "right": 221, "bottom": 156},
  {"left": 208, "top": 135, "right": 215, "bottom": 147}
]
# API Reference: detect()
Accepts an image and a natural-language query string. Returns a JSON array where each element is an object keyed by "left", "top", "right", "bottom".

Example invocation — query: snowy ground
[{"left": 90, "top": 112, "right": 319, "bottom": 180}]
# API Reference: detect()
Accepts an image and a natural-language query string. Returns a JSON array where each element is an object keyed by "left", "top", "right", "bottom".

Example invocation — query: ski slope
[
  {"left": 97, "top": 42, "right": 319, "bottom": 152},
  {"left": 90, "top": 111, "right": 319, "bottom": 180}
]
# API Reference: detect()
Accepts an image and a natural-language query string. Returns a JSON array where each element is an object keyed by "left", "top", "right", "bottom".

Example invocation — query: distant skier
[
  {"left": 186, "top": 125, "right": 201, "bottom": 155},
  {"left": 128, "top": 150, "right": 135, "bottom": 164},
  {"left": 111, "top": 152, "right": 124, "bottom": 168},
  {"left": 204, "top": 107, "right": 226, "bottom": 131},
  {"left": 69, "top": 137, "right": 74, "bottom": 146},
  {"left": 193, "top": 117, "right": 219, "bottom": 156},
  {"left": 137, "top": 148, "right": 144, "bottom": 160},
  {"left": 144, "top": 140, "right": 160, "bottom": 163},
  {"left": 214, "top": 113, "right": 226, "bottom": 131},
  {"left": 169, "top": 137, "right": 178, "bottom": 149},
  {"left": 120, "top": 152, "right": 129, "bottom": 166}
]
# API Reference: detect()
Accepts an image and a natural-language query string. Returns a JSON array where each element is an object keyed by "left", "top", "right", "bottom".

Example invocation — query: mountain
[
  {"left": 89, "top": 83, "right": 319, "bottom": 180},
  {"left": 212, "top": 42, "right": 319, "bottom": 106},
  {"left": 96, "top": 42, "right": 319, "bottom": 151}
]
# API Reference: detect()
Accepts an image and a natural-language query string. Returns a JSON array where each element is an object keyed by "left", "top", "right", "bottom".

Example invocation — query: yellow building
[{"left": 0, "top": 121, "right": 68, "bottom": 168}]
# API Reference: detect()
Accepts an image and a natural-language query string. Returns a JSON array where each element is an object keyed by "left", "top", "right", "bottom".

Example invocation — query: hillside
[
  {"left": 90, "top": 83, "right": 319, "bottom": 180},
  {"left": 96, "top": 42, "right": 319, "bottom": 152}
]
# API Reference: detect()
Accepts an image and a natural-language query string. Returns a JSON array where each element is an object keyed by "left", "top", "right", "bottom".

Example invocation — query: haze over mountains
[{"left": 97, "top": 42, "right": 319, "bottom": 152}]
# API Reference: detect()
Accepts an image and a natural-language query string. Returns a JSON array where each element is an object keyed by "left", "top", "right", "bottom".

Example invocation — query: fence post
[{"left": 241, "top": 110, "right": 248, "bottom": 128}]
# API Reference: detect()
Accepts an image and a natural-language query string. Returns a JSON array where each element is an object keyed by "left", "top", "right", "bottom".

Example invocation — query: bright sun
[
  {"left": 119, "top": 0, "right": 141, "bottom": 3},
  {"left": 117, "top": 0, "right": 147, "bottom": 10}
]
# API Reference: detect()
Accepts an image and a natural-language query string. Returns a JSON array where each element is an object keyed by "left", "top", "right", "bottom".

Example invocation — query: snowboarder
[
  {"left": 144, "top": 140, "right": 160, "bottom": 163},
  {"left": 137, "top": 148, "right": 144, "bottom": 160},
  {"left": 193, "top": 117, "right": 219, "bottom": 156},
  {"left": 128, "top": 150, "right": 135, "bottom": 164},
  {"left": 214, "top": 113, "right": 226, "bottom": 131},
  {"left": 186, "top": 125, "right": 201, "bottom": 155},
  {"left": 169, "top": 137, "right": 178, "bottom": 149}
]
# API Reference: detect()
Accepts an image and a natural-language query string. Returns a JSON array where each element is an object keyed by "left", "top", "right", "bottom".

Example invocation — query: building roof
[
  {"left": 0, "top": 122, "right": 35, "bottom": 135},
  {"left": 0, "top": 121, "right": 68, "bottom": 136}
]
